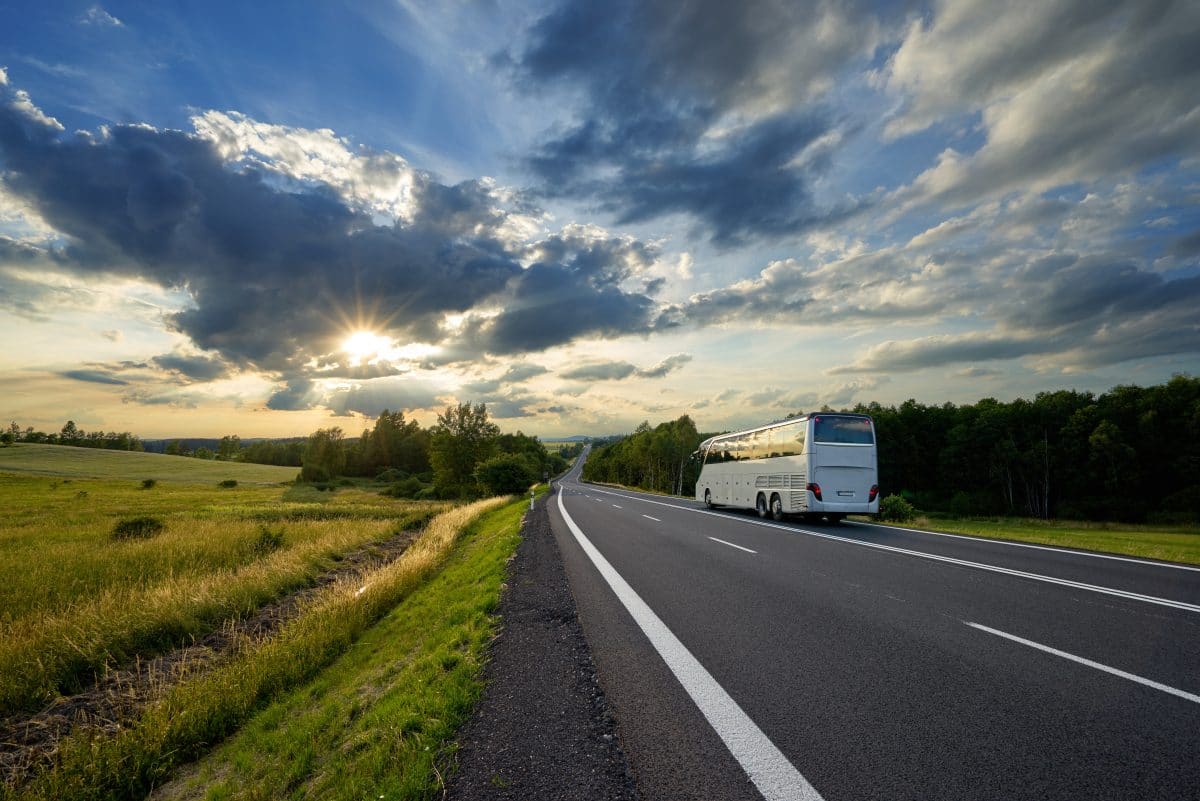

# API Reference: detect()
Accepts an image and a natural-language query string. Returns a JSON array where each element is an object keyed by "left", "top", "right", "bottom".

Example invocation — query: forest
[{"left": 582, "top": 375, "right": 1200, "bottom": 523}]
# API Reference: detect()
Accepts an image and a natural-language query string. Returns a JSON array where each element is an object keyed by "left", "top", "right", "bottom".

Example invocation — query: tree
[
  {"left": 430, "top": 403, "right": 499, "bottom": 497},
  {"left": 165, "top": 439, "right": 187, "bottom": 456},
  {"left": 476, "top": 454, "right": 538, "bottom": 495},
  {"left": 301, "top": 428, "right": 346, "bottom": 482},
  {"left": 60, "top": 420, "right": 79, "bottom": 445},
  {"left": 218, "top": 435, "right": 242, "bottom": 461}
]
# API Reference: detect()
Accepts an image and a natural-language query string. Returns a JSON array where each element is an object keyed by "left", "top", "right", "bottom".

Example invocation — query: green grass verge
[
  {"left": 5, "top": 495, "right": 520, "bottom": 801},
  {"left": 860, "top": 515, "right": 1200, "bottom": 566},
  {"left": 0, "top": 444, "right": 298, "bottom": 484},
  {"left": 153, "top": 493, "right": 535, "bottom": 801}
]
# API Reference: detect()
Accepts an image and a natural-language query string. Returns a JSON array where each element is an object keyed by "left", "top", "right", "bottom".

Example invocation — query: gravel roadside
[{"left": 446, "top": 490, "right": 640, "bottom": 800}]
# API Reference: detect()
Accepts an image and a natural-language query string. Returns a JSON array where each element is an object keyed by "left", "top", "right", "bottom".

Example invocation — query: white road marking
[
  {"left": 709, "top": 536, "right": 758, "bottom": 554},
  {"left": 594, "top": 498, "right": 604, "bottom": 503},
  {"left": 557, "top": 490, "right": 824, "bottom": 801},
  {"left": 569, "top": 483, "right": 1200, "bottom": 615},
  {"left": 613, "top": 504, "right": 623, "bottom": 509},
  {"left": 642, "top": 515, "right": 661, "bottom": 522},
  {"left": 966, "top": 622, "right": 1200, "bottom": 705},
  {"left": 845, "top": 519, "right": 1200, "bottom": 573}
]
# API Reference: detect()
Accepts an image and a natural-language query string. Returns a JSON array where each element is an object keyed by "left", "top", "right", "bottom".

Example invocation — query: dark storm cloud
[
  {"left": 152, "top": 352, "right": 229, "bottom": 382},
  {"left": 61, "top": 368, "right": 128, "bottom": 385},
  {"left": 462, "top": 362, "right": 549, "bottom": 395},
  {"left": 510, "top": 0, "right": 884, "bottom": 243},
  {"left": 0, "top": 81, "right": 666, "bottom": 385},
  {"left": 470, "top": 262, "right": 662, "bottom": 354}
]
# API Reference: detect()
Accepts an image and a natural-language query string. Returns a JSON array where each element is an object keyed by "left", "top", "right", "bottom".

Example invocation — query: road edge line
[{"left": 555, "top": 487, "right": 824, "bottom": 801}]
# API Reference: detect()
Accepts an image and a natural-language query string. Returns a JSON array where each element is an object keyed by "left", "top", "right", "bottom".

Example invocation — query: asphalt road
[{"left": 547, "top": 451, "right": 1200, "bottom": 801}]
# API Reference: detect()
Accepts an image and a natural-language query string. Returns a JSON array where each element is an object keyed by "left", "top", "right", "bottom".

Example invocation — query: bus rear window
[{"left": 812, "top": 415, "right": 874, "bottom": 444}]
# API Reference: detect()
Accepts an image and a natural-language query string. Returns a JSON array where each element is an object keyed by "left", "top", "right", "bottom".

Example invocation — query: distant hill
[
  {"left": 0, "top": 443, "right": 298, "bottom": 484},
  {"left": 538, "top": 435, "right": 592, "bottom": 443}
]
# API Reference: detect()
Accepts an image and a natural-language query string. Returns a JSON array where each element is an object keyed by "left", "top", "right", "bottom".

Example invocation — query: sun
[{"left": 342, "top": 330, "right": 392, "bottom": 364}]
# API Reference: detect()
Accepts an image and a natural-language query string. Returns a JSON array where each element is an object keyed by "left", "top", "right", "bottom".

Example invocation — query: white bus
[{"left": 694, "top": 413, "right": 879, "bottom": 521}]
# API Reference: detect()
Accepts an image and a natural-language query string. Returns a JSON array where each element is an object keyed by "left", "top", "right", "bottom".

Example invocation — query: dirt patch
[{"left": 0, "top": 527, "right": 422, "bottom": 789}]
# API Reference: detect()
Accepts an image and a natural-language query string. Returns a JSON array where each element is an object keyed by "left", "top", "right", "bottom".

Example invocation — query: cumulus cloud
[
  {"left": 510, "top": 0, "right": 889, "bottom": 242},
  {"left": 559, "top": 353, "right": 692, "bottom": 382},
  {"left": 886, "top": 0, "right": 1200, "bottom": 208},
  {"left": 0, "top": 80, "right": 667, "bottom": 402},
  {"left": 152, "top": 352, "right": 230, "bottom": 382}
]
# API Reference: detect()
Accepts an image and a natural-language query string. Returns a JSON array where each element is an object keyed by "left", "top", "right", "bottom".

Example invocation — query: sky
[{"left": 1, "top": 0, "right": 1198, "bottom": 439}]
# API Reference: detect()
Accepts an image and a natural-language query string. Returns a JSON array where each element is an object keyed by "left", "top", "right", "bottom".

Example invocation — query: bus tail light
[
  {"left": 806, "top": 483, "right": 822, "bottom": 501},
  {"left": 868, "top": 484, "right": 879, "bottom": 502}
]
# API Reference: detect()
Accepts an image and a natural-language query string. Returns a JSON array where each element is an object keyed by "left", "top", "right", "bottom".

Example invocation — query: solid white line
[
  {"left": 709, "top": 536, "right": 758, "bottom": 554},
  {"left": 556, "top": 490, "right": 823, "bottom": 801},
  {"left": 845, "top": 519, "right": 1200, "bottom": 573},
  {"left": 643, "top": 515, "right": 661, "bottom": 522},
  {"left": 568, "top": 483, "right": 1200, "bottom": 615},
  {"left": 613, "top": 504, "right": 623, "bottom": 509},
  {"left": 965, "top": 622, "right": 1200, "bottom": 705}
]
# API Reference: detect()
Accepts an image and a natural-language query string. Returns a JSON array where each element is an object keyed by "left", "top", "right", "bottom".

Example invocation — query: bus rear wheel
[
  {"left": 770, "top": 494, "right": 784, "bottom": 521},
  {"left": 756, "top": 493, "right": 769, "bottom": 518}
]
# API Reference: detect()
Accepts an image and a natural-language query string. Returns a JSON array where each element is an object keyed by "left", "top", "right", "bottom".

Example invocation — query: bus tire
[
  {"left": 828, "top": 513, "right": 845, "bottom": 524},
  {"left": 770, "top": 494, "right": 784, "bottom": 521},
  {"left": 756, "top": 493, "right": 769, "bottom": 518},
  {"left": 704, "top": 489, "right": 715, "bottom": 508}
]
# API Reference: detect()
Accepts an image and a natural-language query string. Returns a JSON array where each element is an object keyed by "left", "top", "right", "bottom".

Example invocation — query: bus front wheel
[
  {"left": 770, "top": 494, "right": 784, "bottom": 521},
  {"left": 704, "top": 489, "right": 715, "bottom": 508},
  {"left": 756, "top": 493, "right": 769, "bottom": 518}
]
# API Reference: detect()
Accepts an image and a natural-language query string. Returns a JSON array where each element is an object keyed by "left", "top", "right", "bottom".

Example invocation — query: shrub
[
  {"left": 375, "top": 467, "right": 408, "bottom": 483},
  {"left": 141, "top": 478, "right": 157, "bottom": 489},
  {"left": 382, "top": 476, "right": 424, "bottom": 499},
  {"left": 416, "top": 487, "right": 438, "bottom": 501},
  {"left": 218, "top": 479, "right": 238, "bottom": 488},
  {"left": 475, "top": 454, "right": 538, "bottom": 496},
  {"left": 948, "top": 491, "right": 972, "bottom": 518},
  {"left": 878, "top": 495, "right": 917, "bottom": 523},
  {"left": 251, "top": 524, "right": 285, "bottom": 555},
  {"left": 112, "top": 516, "right": 166, "bottom": 540}
]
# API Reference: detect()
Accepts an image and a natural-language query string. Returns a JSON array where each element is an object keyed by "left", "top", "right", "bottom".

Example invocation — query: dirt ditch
[{"left": 0, "top": 524, "right": 425, "bottom": 789}]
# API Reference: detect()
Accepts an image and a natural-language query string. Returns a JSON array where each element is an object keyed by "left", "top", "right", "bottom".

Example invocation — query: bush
[
  {"left": 878, "top": 495, "right": 917, "bottom": 523},
  {"left": 375, "top": 468, "right": 409, "bottom": 483},
  {"left": 948, "top": 491, "right": 972, "bottom": 518},
  {"left": 141, "top": 478, "right": 157, "bottom": 489},
  {"left": 475, "top": 454, "right": 538, "bottom": 495},
  {"left": 218, "top": 479, "right": 238, "bottom": 488},
  {"left": 416, "top": 487, "right": 439, "bottom": 501},
  {"left": 112, "top": 516, "right": 166, "bottom": 540},
  {"left": 382, "top": 476, "right": 424, "bottom": 499},
  {"left": 251, "top": 524, "right": 285, "bottom": 555}
]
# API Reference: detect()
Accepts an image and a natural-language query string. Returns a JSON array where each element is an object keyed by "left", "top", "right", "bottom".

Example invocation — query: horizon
[{"left": 3, "top": 2, "right": 1198, "bottom": 439}]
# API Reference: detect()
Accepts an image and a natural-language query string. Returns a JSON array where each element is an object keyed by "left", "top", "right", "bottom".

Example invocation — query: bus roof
[{"left": 697, "top": 413, "right": 874, "bottom": 450}]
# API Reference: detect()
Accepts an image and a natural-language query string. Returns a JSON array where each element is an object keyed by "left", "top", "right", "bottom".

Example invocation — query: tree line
[
  {"left": 581, "top": 375, "right": 1200, "bottom": 523},
  {"left": 2, "top": 420, "right": 143, "bottom": 451},
  {"left": 3, "top": 403, "right": 569, "bottom": 500}
]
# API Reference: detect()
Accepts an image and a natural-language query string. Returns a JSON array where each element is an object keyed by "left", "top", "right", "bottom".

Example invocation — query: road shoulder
[{"left": 446, "top": 494, "right": 639, "bottom": 800}]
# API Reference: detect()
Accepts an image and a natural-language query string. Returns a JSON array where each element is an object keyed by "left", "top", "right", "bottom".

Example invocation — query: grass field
[
  {"left": 7, "top": 496, "right": 518, "bottom": 801},
  {"left": 0, "top": 443, "right": 534, "bottom": 801},
  {"left": 879, "top": 515, "right": 1200, "bottom": 566},
  {"left": 0, "top": 443, "right": 298, "bottom": 484},
  {"left": 0, "top": 465, "right": 445, "bottom": 715}
]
